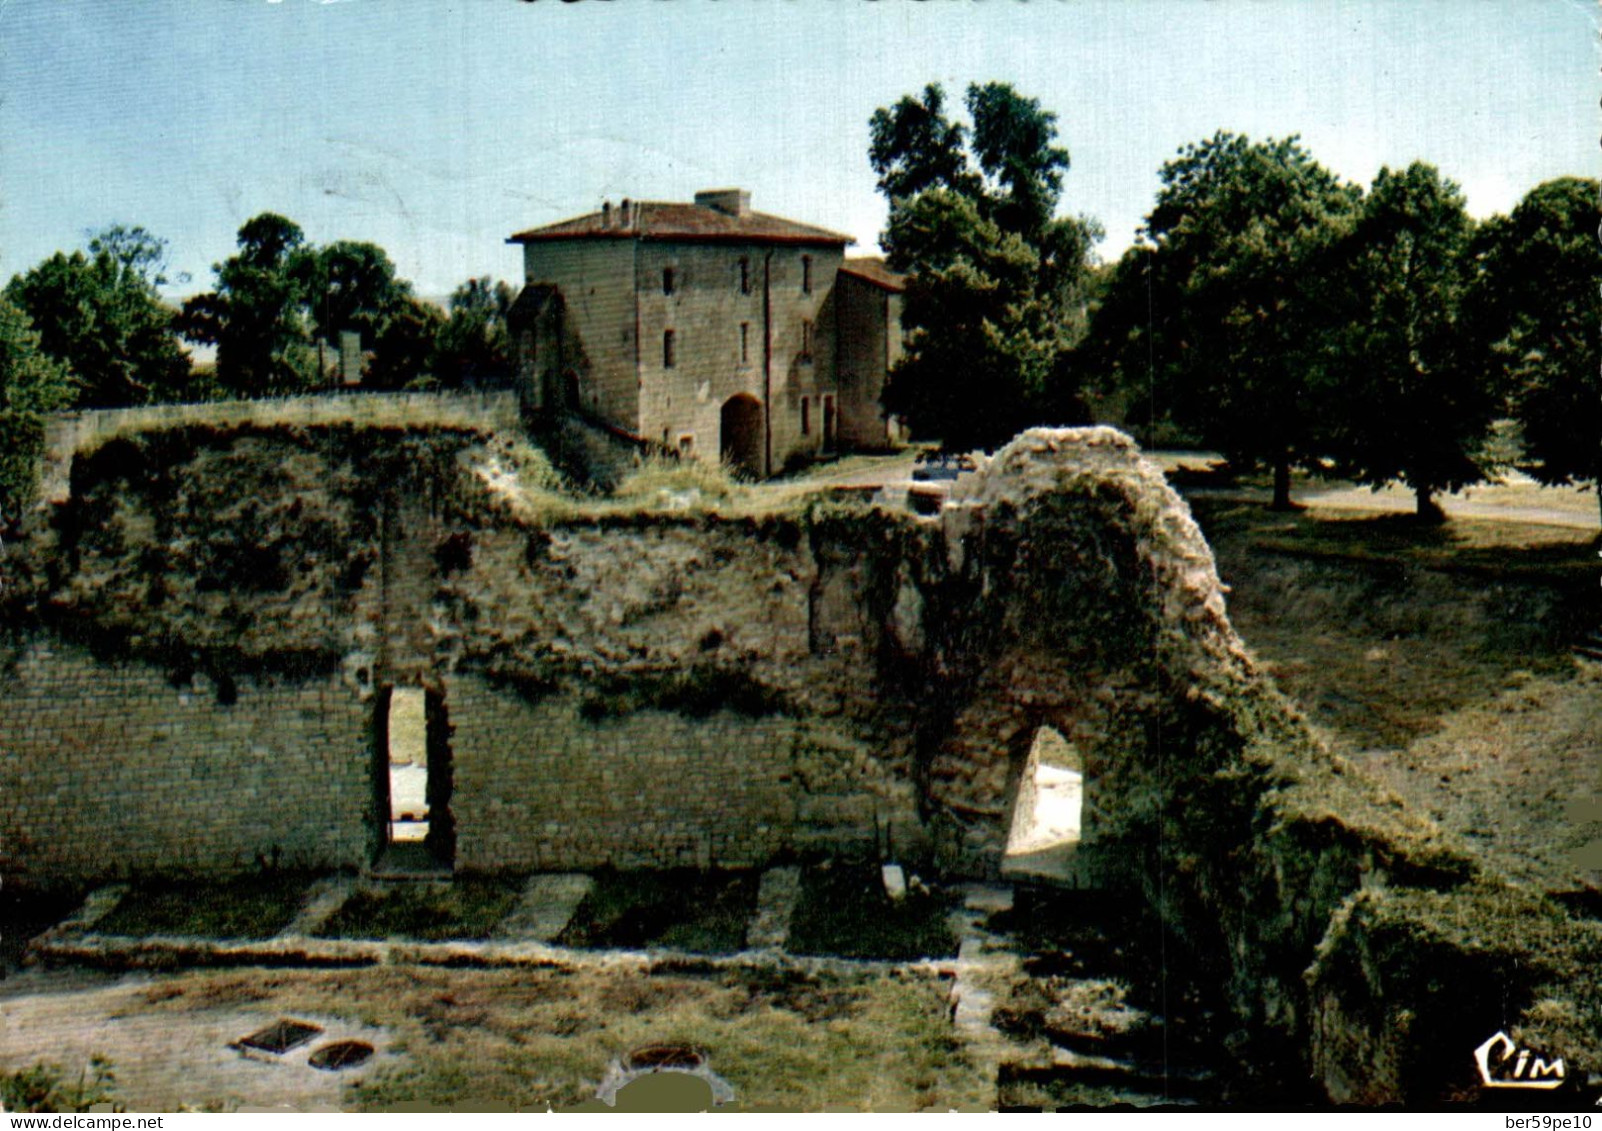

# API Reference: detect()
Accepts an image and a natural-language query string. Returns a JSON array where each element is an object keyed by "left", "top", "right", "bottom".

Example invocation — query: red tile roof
[
  {"left": 837, "top": 257, "right": 906, "bottom": 293},
  {"left": 509, "top": 201, "right": 853, "bottom": 247}
]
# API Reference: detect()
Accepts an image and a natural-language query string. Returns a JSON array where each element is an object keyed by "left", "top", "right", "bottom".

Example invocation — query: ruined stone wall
[
  {"left": 0, "top": 639, "right": 370, "bottom": 883},
  {"left": 7, "top": 417, "right": 1599, "bottom": 1103},
  {"left": 38, "top": 390, "right": 521, "bottom": 505},
  {"left": 1, "top": 420, "right": 926, "bottom": 884},
  {"left": 445, "top": 684, "right": 916, "bottom": 872}
]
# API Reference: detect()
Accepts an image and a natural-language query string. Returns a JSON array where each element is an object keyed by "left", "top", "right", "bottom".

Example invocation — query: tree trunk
[
  {"left": 1415, "top": 483, "right": 1445, "bottom": 524},
  {"left": 1269, "top": 458, "right": 1294, "bottom": 511}
]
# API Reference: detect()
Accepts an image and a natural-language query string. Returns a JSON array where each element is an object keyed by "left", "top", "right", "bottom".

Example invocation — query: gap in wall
[
  {"left": 387, "top": 688, "right": 429, "bottom": 844},
  {"left": 1003, "top": 725, "right": 1083, "bottom": 871}
]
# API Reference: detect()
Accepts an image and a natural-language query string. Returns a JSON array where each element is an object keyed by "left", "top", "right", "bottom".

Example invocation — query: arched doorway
[
  {"left": 1002, "top": 725, "right": 1085, "bottom": 884},
  {"left": 720, "top": 394, "right": 764, "bottom": 477}
]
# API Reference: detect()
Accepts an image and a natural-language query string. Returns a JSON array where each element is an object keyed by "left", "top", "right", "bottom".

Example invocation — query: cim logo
[{"left": 1475, "top": 1031, "right": 1566, "bottom": 1090}]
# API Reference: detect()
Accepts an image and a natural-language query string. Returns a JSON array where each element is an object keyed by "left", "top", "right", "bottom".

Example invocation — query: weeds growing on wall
[{"left": 612, "top": 451, "right": 745, "bottom": 505}]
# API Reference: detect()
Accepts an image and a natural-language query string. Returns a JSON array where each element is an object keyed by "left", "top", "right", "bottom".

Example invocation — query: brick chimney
[{"left": 694, "top": 189, "right": 751, "bottom": 217}]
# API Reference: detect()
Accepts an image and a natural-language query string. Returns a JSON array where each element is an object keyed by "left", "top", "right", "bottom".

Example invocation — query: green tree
[
  {"left": 868, "top": 84, "right": 980, "bottom": 211},
  {"left": 1083, "top": 132, "right": 1360, "bottom": 508},
  {"left": 433, "top": 277, "right": 516, "bottom": 387},
  {"left": 4, "top": 226, "right": 192, "bottom": 407},
  {"left": 365, "top": 296, "right": 447, "bottom": 391},
  {"left": 870, "top": 82, "right": 1099, "bottom": 448},
  {"left": 179, "top": 213, "right": 318, "bottom": 398},
  {"left": 299, "top": 239, "right": 414, "bottom": 362},
  {"left": 1468, "top": 176, "right": 1601, "bottom": 526},
  {"left": 0, "top": 298, "right": 72, "bottom": 516},
  {"left": 1330, "top": 163, "right": 1489, "bottom": 520}
]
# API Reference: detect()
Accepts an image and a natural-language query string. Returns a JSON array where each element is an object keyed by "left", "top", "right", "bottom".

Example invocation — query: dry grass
[
  {"left": 1190, "top": 495, "right": 1602, "bottom": 895},
  {"left": 612, "top": 451, "right": 745, "bottom": 504},
  {"left": 468, "top": 443, "right": 848, "bottom": 525},
  {"left": 123, "top": 964, "right": 988, "bottom": 1112}
]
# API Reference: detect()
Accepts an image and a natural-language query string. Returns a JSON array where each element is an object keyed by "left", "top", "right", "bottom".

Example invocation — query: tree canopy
[
  {"left": 870, "top": 82, "right": 1098, "bottom": 450},
  {"left": 179, "top": 215, "right": 431, "bottom": 397},
  {"left": 4, "top": 226, "right": 192, "bottom": 408},
  {"left": 1468, "top": 176, "right": 1600, "bottom": 522},
  {"left": 179, "top": 213, "right": 320, "bottom": 398},
  {"left": 1081, "top": 132, "right": 1360, "bottom": 507},
  {"left": 1324, "top": 162, "right": 1490, "bottom": 520},
  {"left": 0, "top": 298, "right": 72, "bottom": 516},
  {"left": 300, "top": 239, "right": 414, "bottom": 355},
  {"left": 432, "top": 276, "right": 517, "bottom": 388}
]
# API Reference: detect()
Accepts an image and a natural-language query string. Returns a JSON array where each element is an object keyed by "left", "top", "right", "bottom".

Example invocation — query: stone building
[{"left": 508, "top": 189, "right": 907, "bottom": 477}]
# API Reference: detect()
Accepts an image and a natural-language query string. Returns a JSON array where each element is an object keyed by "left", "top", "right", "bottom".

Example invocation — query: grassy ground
[
  {"left": 112, "top": 964, "right": 986, "bottom": 1111},
  {"left": 787, "top": 864, "right": 959, "bottom": 961},
  {"left": 316, "top": 877, "right": 524, "bottom": 942},
  {"left": 93, "top": 872, "right": 316, "bottom": 940},
  {"left": 556, "top": 869, "right": 759, "bottom": 954},
  {"left": 1191, "top": 498, "right": 1593, "bottom": 749},
  {"left": 1188, "top": 492, "right": 1602, "bottom": 894}
]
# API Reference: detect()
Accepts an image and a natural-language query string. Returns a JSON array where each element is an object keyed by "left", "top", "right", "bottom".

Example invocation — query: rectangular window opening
[
  {"left": 738, "top": 257, "right": 751, "bottom": 295},
  {"left": 663, "top": 329, "right": 676, "bottom": 368},
  {"left": 801, "top": 396, "right": 811, "bottom": 436},
  {"left": 662, "top": 266, "right": 676, "bottom": 295},
  {"left": 801, "top": 319, "right": 814, "bottom": 362},
  {"left": 801, "top": 255, "right": 812, "bottom": 295},
  {"left": 387, "top": 688, "right": 429, "bottom": 845},
  {"left": 740, "top": 321, "right": 750, "bottom": 366}
]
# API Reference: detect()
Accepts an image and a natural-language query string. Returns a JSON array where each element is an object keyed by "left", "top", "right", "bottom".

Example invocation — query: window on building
[
  {"left": 663, "top": 267, "right": 676, "bottom": 295},
  {"left": 801, "top": 319, "right": 813, "bottom": 362},
  {"left": 739, "top": 321, "right": 750, "bottom": 366},
  {"left": 663, "top": 329, "right": 676, "bottom": 368},
  {"left": 738, "top": 257, "right": 751, "bottom": 295},
  {"left": 678, "top": 434, "right": 695, "bottom": 458},
  {"left": 801, "top": 255, "right": 812, "bottom": 294},
  {"left": 801, "top": 396, "right": 811, "bottom": 436}
]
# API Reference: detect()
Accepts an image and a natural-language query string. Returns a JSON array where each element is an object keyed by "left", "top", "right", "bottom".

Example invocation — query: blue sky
[{"left": 1, "top": 1, "right": 1595, "bottom": 301}]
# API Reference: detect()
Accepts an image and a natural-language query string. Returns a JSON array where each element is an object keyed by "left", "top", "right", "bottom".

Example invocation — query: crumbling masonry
[{"left": 3, "top": 412, "right": 1599, "bottom": 1102}]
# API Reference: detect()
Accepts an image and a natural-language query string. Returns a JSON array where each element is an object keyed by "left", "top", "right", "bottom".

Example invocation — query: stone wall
[
  {"left": 38, "top": 390, "right": 521, "bottom": 506},
  {"left": 0, "top": 422, "right": 1405, "bottom": 892},
  {"left": 445, "top": 683, "right": 918, "bottom": 872},
  {"left": 834, "top": 271, "right": 902, "bottom": 450},
  {"left": 0, "top": 639, "right": 371, "bottom": 882},
  {"left": 521, "top": 240, "right": 640, "bottom": 430},
  {"left": 7, "top": 417, "right": 1600, "bottom": 1102}
]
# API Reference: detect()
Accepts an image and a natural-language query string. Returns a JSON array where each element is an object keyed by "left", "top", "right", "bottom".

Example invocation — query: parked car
[{"left": 911, "top": 451, "right": 977, "bottom": 482}]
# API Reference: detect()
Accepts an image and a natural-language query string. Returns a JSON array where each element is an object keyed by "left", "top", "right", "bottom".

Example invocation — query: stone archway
[
  {"left": 1002, "top": 725, "right": 1087, "bottom": 884},
  {"left": 720, "top": 393, "right": 764, "bottom": 477}
]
